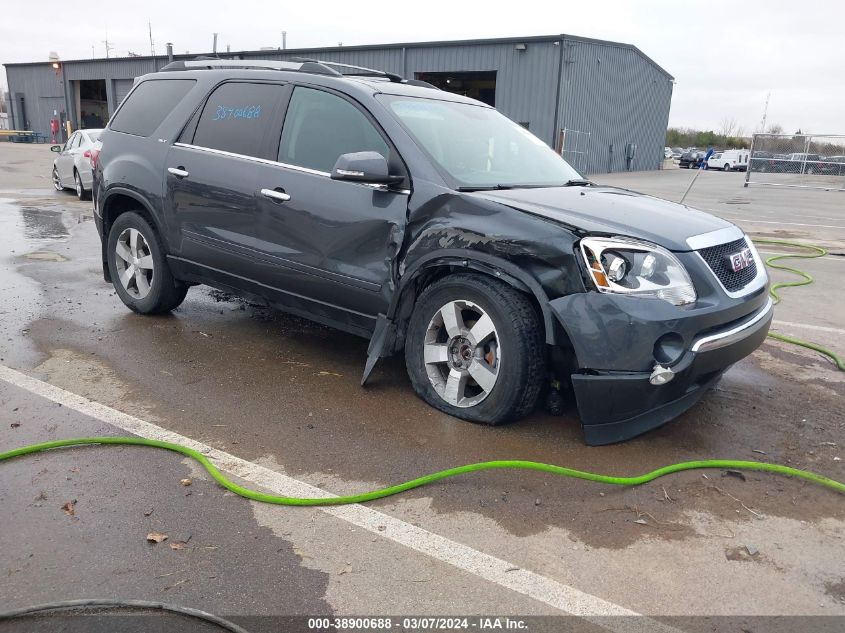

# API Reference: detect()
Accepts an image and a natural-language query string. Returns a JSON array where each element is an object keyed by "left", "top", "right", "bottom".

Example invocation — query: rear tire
[
  {"left": 724, "top": 163, "right": 731, "bottom": 171},
  {"left": 404, "top": 274, "right": 546, "bottom": 426},
  {"left": 106, "top": 211, "right": 188, "bottom": 314},
  {"left": 74, "top": 170, "right": 89, "bottom": 200}
]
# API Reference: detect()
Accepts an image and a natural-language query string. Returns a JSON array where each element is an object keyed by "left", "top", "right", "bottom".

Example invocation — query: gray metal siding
[
  {"left": 4, "top": 36, "right": 672, "bottom": 172},
  {"left": 557, "top": 38, "right": 673, "bottom": 174},
  {"left": 403, "top": 41, "right": 562, "bottom": 145},
  {"left": 4, "top": 65, "right": 66, "bottom": 135},
  {"left": 114, "top": 79, "right": 135, "bottom": 105}
]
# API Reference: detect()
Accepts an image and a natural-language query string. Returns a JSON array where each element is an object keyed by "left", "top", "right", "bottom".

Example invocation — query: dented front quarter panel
[{"left": 400, "top": 179, "right": 586, "bottom": 303}]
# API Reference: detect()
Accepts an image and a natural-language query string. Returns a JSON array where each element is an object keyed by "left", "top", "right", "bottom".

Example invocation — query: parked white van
[{"left": 707, "top": 149, "right": 749, "bottom": 171}]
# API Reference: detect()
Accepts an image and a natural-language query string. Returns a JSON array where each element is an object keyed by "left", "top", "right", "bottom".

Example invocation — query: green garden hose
[
  {"left": 755, "top": 238, "right": 845, "bottom": 371},
  {"left": 0, "top": 436, "right": 843, "bottom": 503},
  {"left": 0, "top": 240, "right": 842, "bottom": 505}
]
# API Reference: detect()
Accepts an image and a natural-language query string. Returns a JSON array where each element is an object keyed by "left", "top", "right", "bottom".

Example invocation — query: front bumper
[{"left": 550, "top": 292, "right": 773, "bottom": 445}]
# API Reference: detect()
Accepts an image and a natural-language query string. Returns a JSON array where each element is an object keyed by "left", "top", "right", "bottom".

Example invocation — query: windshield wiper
[
  {"left": 562, "top": 178, "right": 594, "bottom": 187},
  {"left": 457, "top": 183, "right": 570, "bottom": 192},
  {"left": 456, "top": 184, "right": 515, "bottom": 192}
]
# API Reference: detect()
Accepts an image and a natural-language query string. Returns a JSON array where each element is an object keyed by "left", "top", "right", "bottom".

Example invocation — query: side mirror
[
  {"left": 331, "top": 151, "right": 403, "bottom": 186},
  {"left": 50, "top": 145, "right": 62, "bottom": 153}
]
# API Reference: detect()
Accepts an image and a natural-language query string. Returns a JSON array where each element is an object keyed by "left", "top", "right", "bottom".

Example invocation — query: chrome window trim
[
  {"left": 172, "top": 142, "right": 410, "bottom": 194},
  {"left": 691, "top": 297, "right": 773, "bottom": 353},
  {"left": 685, "top": 226, "right": 744, "bottom": 250},
  {"left": 173, "top": 142, "right": 329, "bottom": 176}
]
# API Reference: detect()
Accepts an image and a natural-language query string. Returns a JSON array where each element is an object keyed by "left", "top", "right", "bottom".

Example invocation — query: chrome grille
[{"left": 697, "top": 237, "right": 758, "bottom": 293}]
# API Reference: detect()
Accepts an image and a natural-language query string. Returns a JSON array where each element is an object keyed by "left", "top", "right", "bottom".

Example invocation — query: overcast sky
[{"left": 2, "top": 0, "right": 841, "bottom": 135}]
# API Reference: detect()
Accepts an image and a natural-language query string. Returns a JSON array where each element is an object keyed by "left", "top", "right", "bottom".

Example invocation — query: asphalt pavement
[{"left": 1, "top": 143, "right": 843, "bottom": 631}]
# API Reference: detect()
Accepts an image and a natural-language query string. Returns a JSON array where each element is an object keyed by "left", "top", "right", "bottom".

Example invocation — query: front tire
[
  {"left": 52, "top": 167, "right": 63, "bottom": 191},
  {"left": 724, "top": 163, "right": 731, "bottom": 171},
  {"left": 106, "top": 211, "right": 188, "bottom": 314},
  {"left": 404, "top": 274, "right": 545, "bottom": 425}
]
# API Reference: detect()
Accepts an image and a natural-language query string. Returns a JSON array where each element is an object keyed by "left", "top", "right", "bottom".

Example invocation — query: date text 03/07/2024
[{"left": 306, "top": 616, "right": 528, "bottom": 630}]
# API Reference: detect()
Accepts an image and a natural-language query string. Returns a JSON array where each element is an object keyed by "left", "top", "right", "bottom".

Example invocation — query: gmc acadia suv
[{"left": 92, "top": 59, "right": 772, "bottom": 444}]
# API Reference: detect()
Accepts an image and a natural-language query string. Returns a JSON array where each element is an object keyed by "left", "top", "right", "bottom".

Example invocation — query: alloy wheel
[
  {"left": 423, "top": 300, "right": 500, "bottom": 408},
  {"left": 52, "top": 167, "right": 62, "bottom": 191},
  {"left": 114, "top": 228, "right": 154, "bottom": 299}
]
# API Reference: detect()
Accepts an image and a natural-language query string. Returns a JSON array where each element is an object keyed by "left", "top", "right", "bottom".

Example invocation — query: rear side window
[
  {"left": 109, "top": 79, "right": 195, "bottom": 137},
  {"left": 279, "top": 87, "right": 389, "bottom": 173},
  {"left": 192, "top": 82, "right": 286, "bottom": 158}
]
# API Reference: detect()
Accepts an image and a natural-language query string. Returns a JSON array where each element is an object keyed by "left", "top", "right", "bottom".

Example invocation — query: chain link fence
[
  {"left": 745, "top": 133, "right": 845, "bottom": 190},
  {"left": 558, "top": 128, "right": 591, "bottom": 175}
]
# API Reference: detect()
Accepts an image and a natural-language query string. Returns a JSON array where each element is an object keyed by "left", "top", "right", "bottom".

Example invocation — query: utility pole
[
  {"left": 103, "top": 33, "right": 114, "bottom": 59},
  {"left": 282, "top": 31, "right": 287, "bottom": 50},
  {"left": 213, "top": 33, "right": 218, "bottom": 54},
  {"left": 148, "top": 21, "right": 155, "bottom": 56},
  {"left": 759, "top": 92, "right": 770, "bottom": 134}
]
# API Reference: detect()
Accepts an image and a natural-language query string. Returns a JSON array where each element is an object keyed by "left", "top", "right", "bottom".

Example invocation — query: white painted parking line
[
  {"left": 772, "top": 320, "right": 845, "bottom": 336},
  {"left": 0, "top": 363, "right": 681, "bottom": 633},
  {"left": 718, "top": 217, "right": 845, "bottom": 230}
]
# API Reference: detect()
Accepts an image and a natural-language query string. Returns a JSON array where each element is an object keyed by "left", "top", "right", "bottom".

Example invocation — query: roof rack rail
[
  {"left": 292, "top": 59, "right": 404, "bottom": 83},
  {"left": 160, "top": 58, "right": 341, "bottom": 76},
  {"left": 159, "top": 56, "right": 440, "bottom": 89}
]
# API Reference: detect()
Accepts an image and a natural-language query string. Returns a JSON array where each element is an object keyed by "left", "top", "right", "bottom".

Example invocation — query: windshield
[{"left": 378, "top": 95, "right": 581, "bottom": 189}]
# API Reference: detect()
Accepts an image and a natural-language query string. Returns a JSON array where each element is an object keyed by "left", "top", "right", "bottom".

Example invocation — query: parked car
[
  {"left": 51, "top": 128, "right": 103, "bottom": 200},
  {"left": 93, "top": 59, "right": 772, "bottom": 445},
  {"left": 781, "top": 153, "right": 838, "bottom": 175},
  {"left": 671, "top": 147, "right": 683, "bottom": 159},
  {"left": 824, "top": 156, "right": 845, "bottom": 176},
  {"left": 679, "top": 149, "right": 707, "bottom": 169},
  {"left": 664, "top": 147, "right": 673, "bottom": 159},
  {"left": 750, "top": 151, "right": 791, "bottom": 173},
  {"left": 707, "top": 149, "right": 749, "bottom": 172}
]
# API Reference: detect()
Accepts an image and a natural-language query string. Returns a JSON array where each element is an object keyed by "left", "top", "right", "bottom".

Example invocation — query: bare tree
[
  {"left": 766, "top": 123, "right": 784, "bottom": 135},
  {"left": 719, "top": 116, "right": 737, "bottom": 138}
]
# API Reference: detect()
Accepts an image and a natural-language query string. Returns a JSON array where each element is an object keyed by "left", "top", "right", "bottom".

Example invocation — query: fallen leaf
[
  {"left": 143, "top": 507, "right": 154, "bottom": 517},
  {"left": 61, "top": 500, "right": 76, "bottom": 516},
  {"left": 146, "top": 531, "right": 168, "bottom": 543},
  {"left": 180, "top": 478, "right": 192, "bottom": 487},
  {"left": 634, "top": 518, "right": 648, "bottom": 525},
  {"left": 169, "top": 541, "right": 189, "bottom": 550}
]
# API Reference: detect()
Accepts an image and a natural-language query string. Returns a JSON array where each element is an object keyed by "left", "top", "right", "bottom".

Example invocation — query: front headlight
[{"left": 579, "top": 237, "right": 697, "bottom": 306}]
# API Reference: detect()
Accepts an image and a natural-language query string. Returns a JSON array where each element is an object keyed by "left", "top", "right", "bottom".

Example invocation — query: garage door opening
[
  {"left": 414, "top": 71, "right": 497, "bottom": 106},
  {"left": 74, "top": 79, "right": 108, "bottom": 129}
]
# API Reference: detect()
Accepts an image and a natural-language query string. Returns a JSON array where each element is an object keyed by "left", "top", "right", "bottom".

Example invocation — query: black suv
[
  {"left": 93, "top": 59, "right": 772, "bottom": 445},
  {"left": 678, "top": 149, "right": 706, "bottom": 169}
]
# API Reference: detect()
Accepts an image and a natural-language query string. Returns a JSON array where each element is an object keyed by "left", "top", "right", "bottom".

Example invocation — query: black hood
[{"left": 468, "top": 185, "right": 734, "bottom": 252}]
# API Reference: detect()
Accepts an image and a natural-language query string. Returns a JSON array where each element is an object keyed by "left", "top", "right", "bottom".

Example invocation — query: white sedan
[{"left": 51, "top": 129, "right": 103, "bottom": 200}]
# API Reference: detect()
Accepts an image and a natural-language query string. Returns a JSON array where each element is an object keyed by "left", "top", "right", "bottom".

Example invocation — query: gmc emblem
[{"left": 729, "top": 247, "right": 753, "bottom": 272}]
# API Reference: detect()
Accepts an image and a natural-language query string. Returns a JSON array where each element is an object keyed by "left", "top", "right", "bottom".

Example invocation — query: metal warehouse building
[{"left": 3, "top": 34, "right": 673, "bottom": 174}]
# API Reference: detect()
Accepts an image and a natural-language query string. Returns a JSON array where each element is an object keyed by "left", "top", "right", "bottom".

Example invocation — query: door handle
[
  {"left": 260, "top": 188, "right": 291, "bottom": 202},
  {"left": 168, "top": 167, "right": 189, "bottom": 178}
]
